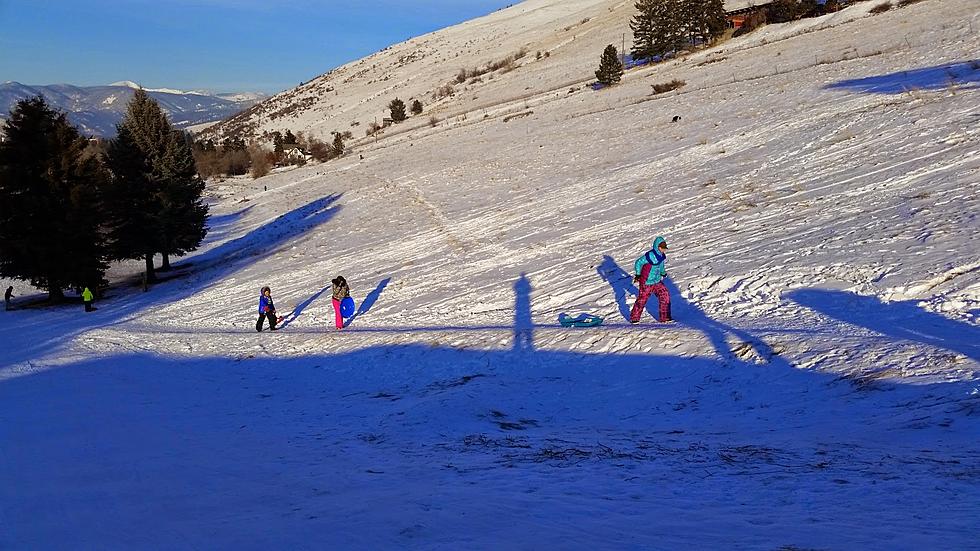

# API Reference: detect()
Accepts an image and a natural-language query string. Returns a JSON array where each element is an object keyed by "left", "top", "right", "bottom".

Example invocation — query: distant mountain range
[{"left": 0, "top": 81, "right": 267, "bottom": 138}]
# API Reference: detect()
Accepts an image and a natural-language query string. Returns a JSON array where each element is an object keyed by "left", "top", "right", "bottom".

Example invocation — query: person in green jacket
[
  {"left": 82, "top": 287, "right": 95, "bottom": 312},
  {"left": 630, "top": 236, "right": 672, "bottom": 323}
]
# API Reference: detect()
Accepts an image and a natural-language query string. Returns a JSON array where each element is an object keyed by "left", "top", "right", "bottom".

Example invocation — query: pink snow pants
[
  {"left": 630, "top": 281, "right": 671, "bottom": 323},
  {"left": 331, "top": 298, "right": 343, "bottom": 329}
]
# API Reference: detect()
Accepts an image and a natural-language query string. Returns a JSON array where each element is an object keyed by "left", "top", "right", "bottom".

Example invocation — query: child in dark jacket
[
  {"left": 331, "top": 276, "right": 350, "bottom": 330},
  {"left": 256, "top": 286, "right": 279, "bottom": 332}
]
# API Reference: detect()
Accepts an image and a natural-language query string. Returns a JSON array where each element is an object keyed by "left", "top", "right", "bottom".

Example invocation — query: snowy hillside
[
  {"left": 0, "top": 81, "right": 266, "bottom": 137},
  {"left": 2, "top": 0, "right": 979, "bottom": 548}
]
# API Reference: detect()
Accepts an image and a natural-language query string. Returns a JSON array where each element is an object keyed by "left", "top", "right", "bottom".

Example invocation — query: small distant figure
[
  {"left": 82, "top": 286, "right": 95, "bottom": 312},
  {"left": 630, "top": 236, "right": 672, "bottom": 324},
  {"left": 4, "top": 285, "right": 13, "bottom": 311},
  {"left": 264, "top": 185, "right": 267, "bottom": 191},
  {"left": 331, "top": 276, "right": 351, "bottom": 330},
  {"left": 359, "top": 154, "right": 364, "bottom": 160},
  {"left": 256, "top": 286, "right": 279, "bottom": 332},
  {"left": 671, "top": 115, "right": 681, "bottom": 123}
]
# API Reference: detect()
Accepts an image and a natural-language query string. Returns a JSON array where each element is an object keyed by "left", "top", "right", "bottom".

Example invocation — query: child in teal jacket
[{"left": 630, "top": 236, "right": 672, "bottom": 323}]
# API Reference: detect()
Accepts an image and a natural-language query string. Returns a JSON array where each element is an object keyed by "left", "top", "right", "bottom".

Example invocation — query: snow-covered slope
[{"left": 2, "top": 0, "right": 978, "bottom": 548}]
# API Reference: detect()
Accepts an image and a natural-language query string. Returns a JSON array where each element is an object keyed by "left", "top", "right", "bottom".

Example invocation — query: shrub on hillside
[
  {"left": 249, "top": 147, "right": 271, "bottom": 179},
  {"left": 433, "top": 83, "right": 455, "bottom": 100},
  {"left": 308, "top": 138, "right": 334, "bottom": 162},
  {"left": 651, "top": 79, "right": 686, "bottom": 94},
  {"left": 193, "top": 143, "right": 251, "bottom": 178},
  {"left": 869, "top": 2, "right": 892, "bottom": 13}
]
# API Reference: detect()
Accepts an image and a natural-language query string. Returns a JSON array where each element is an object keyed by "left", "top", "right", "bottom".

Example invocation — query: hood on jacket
[
  {"left": 260, "top": 286, "right": 271, "bottom": 295},
  {"left": 652, "top": 236, "right": 667, "bottom": 251}
]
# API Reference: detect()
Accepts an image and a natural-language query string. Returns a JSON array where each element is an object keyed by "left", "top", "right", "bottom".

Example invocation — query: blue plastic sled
[
  {"left": 340, "top": 296, "right": 356, "bottom": 317},
  {"left": 558, "top": 313, "right": 604, "bottom": 327}
]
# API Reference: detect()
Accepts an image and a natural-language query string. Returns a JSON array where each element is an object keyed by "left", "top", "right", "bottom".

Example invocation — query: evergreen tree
[
  {"left": 104, "top": 123, "right": 160, "bottom": 283},
  {"left": 116, "top": 89, "right": 168, "bottom": 278},
  {"left": 632, "top": 0, "right": 685, "bottom": 60},
  {"left": 768, "top": 0, "right": 800, "bottom": 23},
  {"left": 660, "top": 0, "right": 688, "bottom": 55},
  {"left": 388, "top": 98, "right": 407, "bottom": 122},
  {"left": 103, "top": 88, "right": 208, "bottom": 280},
  {"left": 0, "top": 97, "right": 109, "bottom": 301},
  {"left": 703, "top": 0, "right": 728, "bottom": 42},
  {"left": 630, "top": 0, "right": 657, "bottom": 60},
  {"left": 272, "top": 131, "right": 284, "bottom": 162},
  {"left": 125, "top": 89, "right": 170, "bottom": 165},
  {"left": 410, "top": 99, "right": 423, "bottom": 116},
  {"left": 156, "top": 130, "right": 208, "bottom": 270},
  {"left": 283, "top": 129, "right": 297, "bottom": 145},
  {"left": 684, "top": 0, "right": 727, "bottom": 45},
  {"left": 595, "top": 45, "right": 625, "bottom": 85},
  {"left": 332, "top": 133, "right": 345, "bottom": 157}
]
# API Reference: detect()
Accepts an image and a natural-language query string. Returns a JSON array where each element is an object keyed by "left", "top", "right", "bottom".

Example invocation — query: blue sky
[{"left": 0, "top": 0, "right": 517, "bottom": 93}]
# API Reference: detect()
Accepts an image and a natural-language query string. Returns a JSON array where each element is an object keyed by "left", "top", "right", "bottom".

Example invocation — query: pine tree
[
  {"left": 112, "top": 89, "right": 169, "bottom": 279},
  {"left": 283, "top": 129, "right": 297, "bottom": 145},
  {"left": 272, "top": 131, "right": 284, "bottom": 162},
  {"left": 659, "top": 0, "right": 687, "bottom": 56},
  {"left": 595, "top": 45, "right": 625, "bottom": 85},
  {"left": 0, "top": 97, "right": 109, "bottom": 301},
  {"left": 410, "top": 99, "right": 423, "bottom": 116},
  {"left": 684, "top": 0, "right": 726, "bottom": 45},
  {"left": 630, "top": 0, "right": 657, "bottom": 60},
  {"left": 703, "top": 0, "right": 728, "bottom": 42},
  {"left": 104, "top": 123, "right": 160, "bottom": 284},
  {"left": 125, "top": 89, "right": 170, "bottom": 166},
  {"left": 768, "top": 0, "right": 800, "bottom": 23},
  {"left": 156, "top": 130, "right": 208, "bottom": 271},
  {"left": 388, "top": 98, "right": 407, "bottom": 122},
  {"left": 632, "top": 0, "right": 685, "bottom": 60},
  {"left": 332, "top": 133, "right": 345, "bottom": 157},
  {"left": 103, "top": 89, "right": 208, "bottom": 280}
]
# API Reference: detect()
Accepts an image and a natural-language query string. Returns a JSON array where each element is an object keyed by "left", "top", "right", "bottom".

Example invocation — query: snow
[
  {"left": 2, "top": 0, "right": 979, "bottom": 548},
  {"left": 109, "top": 80, "right": 205, "bottom": 96}
]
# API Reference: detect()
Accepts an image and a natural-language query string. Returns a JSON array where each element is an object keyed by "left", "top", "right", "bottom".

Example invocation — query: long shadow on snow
[
  {"left": 199, "top": 204, "right": 254, "bottom": 244},
  {"left": 3, "top": 275, "right": 978, "bottom": 547},
  {"left": 280, "top": 285, "right": 331, "bottom": 329},
  {"left": 824, "top": 60, "right": 980, "bottom": 94},
  {"left": 1, "top": 348, "right": 977, "bottom": 548},
  {"left": 345, "top": 277, "right": 391, "bottom": 328},
  {"left": 788, "top": 288, "right": 980, "bottom": 361},
  {"left": 0, "top": 195, "right": 343, "bottom": 369}
]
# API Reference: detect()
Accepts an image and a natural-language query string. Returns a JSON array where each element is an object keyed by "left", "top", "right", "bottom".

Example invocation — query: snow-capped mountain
[{"left": 0, "top": 81, "right": 267, "bottom": 137}]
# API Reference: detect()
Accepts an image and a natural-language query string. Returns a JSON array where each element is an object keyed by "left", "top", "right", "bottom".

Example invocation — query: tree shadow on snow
[
  {"left": 280, "top": 285, "right": 331, "bottom": 329},
  {"left": 2, "top": 318, "right": 978, "bottom": 547},
  {"left": 3, "top": 273, "right": 979, "bottom": 548},
  {"left": 788, "top": 288, "right": 980, "bottom": 361},
  {"left": 824, "top": 60, "right": 980, "bottom": 94}
]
